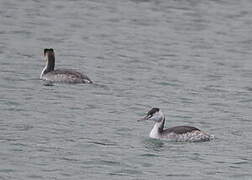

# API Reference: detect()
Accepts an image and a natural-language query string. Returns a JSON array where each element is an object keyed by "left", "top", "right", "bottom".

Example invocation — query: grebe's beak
[{"left": 137, "top": 115, "right": 149, "bottom": 122}]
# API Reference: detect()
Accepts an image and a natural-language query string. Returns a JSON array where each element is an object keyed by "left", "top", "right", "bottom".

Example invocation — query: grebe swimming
[
  {"left": 40, "top": 49, "right": 93, "bottom": 84},
  {"left": 138, "top": 108, "right": 212, "bottom": 142}
]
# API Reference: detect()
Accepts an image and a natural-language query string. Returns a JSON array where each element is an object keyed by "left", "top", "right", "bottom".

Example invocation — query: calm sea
[{"left": 0, "top": 0, "right": 251, "bottom": 179}]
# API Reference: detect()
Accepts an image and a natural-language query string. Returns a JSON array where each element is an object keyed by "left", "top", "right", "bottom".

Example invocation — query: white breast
[{"left": 149, "top": 123, "right": 161, "bottom": 139}]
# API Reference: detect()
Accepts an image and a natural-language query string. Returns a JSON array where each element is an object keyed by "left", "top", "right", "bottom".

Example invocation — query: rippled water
[{"left": 0, "top": 0, "right": 252, "bottom": 179}]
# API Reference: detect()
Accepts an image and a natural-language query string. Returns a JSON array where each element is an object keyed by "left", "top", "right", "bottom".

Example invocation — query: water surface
[{"left": 0, "top": 0, "right": 252, "bottom": 179}]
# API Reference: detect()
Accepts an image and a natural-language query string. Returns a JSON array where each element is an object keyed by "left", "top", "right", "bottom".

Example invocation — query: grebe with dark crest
[
  {"left": 138, "top": 108, "right": 213, "bottom": 142},
  {"left": 40, "top": 49, "right": 93, "bottom": 84}
]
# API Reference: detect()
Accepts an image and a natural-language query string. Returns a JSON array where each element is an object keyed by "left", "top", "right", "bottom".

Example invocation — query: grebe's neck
[
  {"left": 40, "top": 53, "right": 55, "bottom": 78},
  {"left": 149, "top": 117, "right": 165, "bottom": 139}
]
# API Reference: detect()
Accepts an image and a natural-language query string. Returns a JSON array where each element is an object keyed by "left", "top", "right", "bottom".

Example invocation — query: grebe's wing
[{"left": 163, "top": 126, "right": 200, "bottom": 134}]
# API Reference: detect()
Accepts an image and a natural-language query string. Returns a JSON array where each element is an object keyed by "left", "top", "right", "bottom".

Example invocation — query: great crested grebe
[
  {"left": 138, "top": 108, "right": 213, "bottom": 142},
  {"left": 40, "top": 48, "right": 92, "bottom": 84}
]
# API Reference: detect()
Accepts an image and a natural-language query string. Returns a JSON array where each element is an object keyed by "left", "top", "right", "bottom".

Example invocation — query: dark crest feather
[
  {"left": 147, "top": 108, "right": 159, "bottom": 116},
  {"left": 44, "top": 48, "right": 54, "bottom": 55},
  {"left": 44, "top": 49, "right": 48, "bottom": 55}
]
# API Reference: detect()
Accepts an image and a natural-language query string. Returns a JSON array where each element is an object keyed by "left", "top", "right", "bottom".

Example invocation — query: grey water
[{"left": 0, "top": 0, "right": 252, "bottom": 179}]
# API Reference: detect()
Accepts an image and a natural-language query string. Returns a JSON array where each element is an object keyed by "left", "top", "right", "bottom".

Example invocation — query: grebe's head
[
  {"left": 44, "top": 48, "right": 55, "bottom": 60},
  {"left": 138, "top": 108, "right": 164, "bottom": 122},
  {"left": 42, "top": 48, "right": 55, "bottom": 73}
]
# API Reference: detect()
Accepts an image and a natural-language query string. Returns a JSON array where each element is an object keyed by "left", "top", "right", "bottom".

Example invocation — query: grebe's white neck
[
  {"left": 40, "top": 62, "right": 48, "bottom": 78},
  {"left": 149, "top": 110, "right": 165, "bottom": 138}
]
